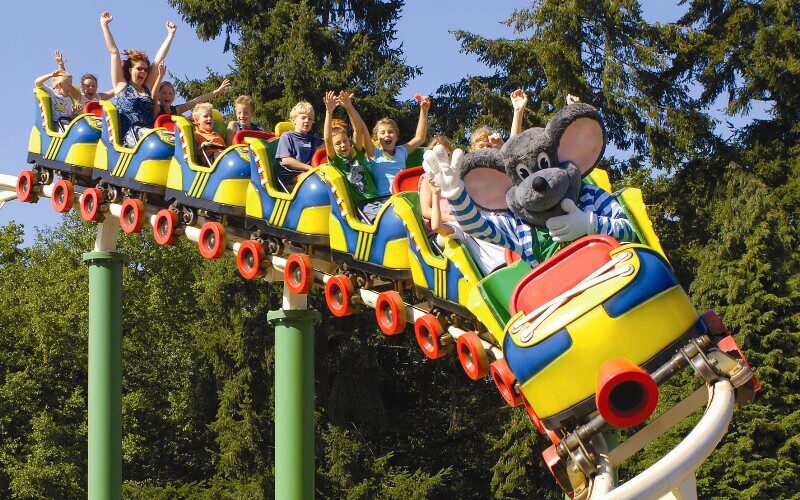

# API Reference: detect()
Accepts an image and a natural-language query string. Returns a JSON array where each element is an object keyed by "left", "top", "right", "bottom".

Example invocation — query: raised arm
[
  {"left": 175, "top": 79, "right": 230, "bottom": 115},
  {"left": 337, "top": 91, "right": 374, "bottom": 157},
  {"left": 145, "top": 21, "right": 176, "bottom": 89},
  {"left": 403, "top": 95, "right": 430, "bottom": 154},
  {"left": 100, "top": 12, "right": 125, "bottom": 88},
  {"left": 509, "top": 88, "right": 528, "bottom": 138},
  {"left": 54, "top": 51, "right": 66, "bottom": 72},
  {"left": 151, "top": 63, "right": 165, "bottom": 114},
  {"left": 34, "top": 72, "right": 55, "bottom": 88},
  {"left": 323, "top": 91, "right": 338, "bottom": 158}
]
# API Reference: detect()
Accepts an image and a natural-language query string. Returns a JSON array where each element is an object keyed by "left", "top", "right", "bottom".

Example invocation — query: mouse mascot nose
[{"left": 531, "top": 176, "right": 548, "bottom": 193}]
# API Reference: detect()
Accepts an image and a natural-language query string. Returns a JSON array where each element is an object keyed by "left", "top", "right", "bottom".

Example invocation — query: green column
[
  {"left": 267, "top": 308, "right": 321, "bottom": 500},
  {"left": 83, "top": 251, "right": 125, "bottom": 500}
]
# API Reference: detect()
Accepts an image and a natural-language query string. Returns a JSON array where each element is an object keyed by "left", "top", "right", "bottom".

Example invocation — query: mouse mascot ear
[
  {"left": 546, "top": 102, "right": 606, "bottom": 176},
  {"left": 460, "top": 148, "right": 514, "bottom": 211}
]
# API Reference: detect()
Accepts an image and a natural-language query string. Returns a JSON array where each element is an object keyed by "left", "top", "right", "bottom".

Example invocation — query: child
[
  {"left": 367, "top": 96, "right": 430, "bottom": 196},
  {"left": 275, "top": 100, "right": 323, "bottom": 190},
  {"left": 156, "top": 74, "right": 230, "bottom": 117},
  {"left": 469, "top": 88, "right": 529, "bottom": 150},
  {"left": 226, "top": 95, "right": 263, "bottom": 144},
  {"left": 53, "top": 50, "right": 112, "bottom": 108},
  {"left": 192, "top": 103, "right": 226, "bottom": 166},
  {"left": 34, "top": 69, "right": 81, "bottom": 131},
  {"left": 323, "top": 90, "right": 379, "bottom": 219}
]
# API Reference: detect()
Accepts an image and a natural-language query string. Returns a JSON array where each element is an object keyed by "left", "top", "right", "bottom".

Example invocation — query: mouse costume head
[{"left": 459, "top": 103, "right": 606, "bottom": 228}]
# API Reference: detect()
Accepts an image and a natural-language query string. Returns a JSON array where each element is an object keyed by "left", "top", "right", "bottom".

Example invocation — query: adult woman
[{"left": 100, "top": 11, "right": 177, "bottom": 147}]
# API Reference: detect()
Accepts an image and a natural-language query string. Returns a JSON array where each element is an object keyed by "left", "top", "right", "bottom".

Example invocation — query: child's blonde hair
[
  {"left": 234, "top": 95, "right": 255, "bottom": 112},
  {"left": 470, "top": 126, "right": 496, "bottom": 148},
  {"left": 51, "top": 70, "right": 71, "bottom": 87},
  {"left": 427, "top": 135, "right": 454, "bottom": 154},
  {"left": 192, "top": 102, "right": 213, "bottom": 120},
  {"left": 290, "top": 100, "right": 315, "bottom": 120},
  {"left": 372, "top": 117, "right": 399, "bottom": 138}
]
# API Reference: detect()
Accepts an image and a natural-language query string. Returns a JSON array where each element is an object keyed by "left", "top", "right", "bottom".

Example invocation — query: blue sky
[{"left": 0, "top": 1, "right": 769, "bottom": 242}]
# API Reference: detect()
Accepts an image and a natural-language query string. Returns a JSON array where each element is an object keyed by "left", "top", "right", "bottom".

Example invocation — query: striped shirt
[{"left": 447, "top": 183, "right": 635, "bottom": 266}]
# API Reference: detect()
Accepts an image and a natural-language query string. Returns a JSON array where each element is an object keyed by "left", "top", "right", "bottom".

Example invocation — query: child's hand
[
  {"left": 488, "top": 133, "right": 504, "bottom": 149},
  {"left": 201, "top": 141, "right": 212, "bottom": 148},
  {"left": 100, "top": 12, "right": 113, "bottom": 25},
  {"left": 336, "top": 90, "right": 354, "bottom": 109},
  {"left": 51, "top": 70, "right": 62, "bottom": 78},
  {"left": 419, "top": 95, "right": 431, "bottom": 113},
  {"left": 54, "top": 50, "right": 65, "bottom": 65},
  {"left": 213, "top": 78, "right": 230, "bottom": 95},
  {"left": 157, "top": 62, "right": 167, "bottom": 76},
  {"left": 324, "top": 91, "right": 338, "bottom": 112},
  {"left": 510, "top": 88, "right": 528, "bottom": 111},
  {"left": 566, "top": 94, "right": 580, "bottom": 105},
  {"left": 166, "top": 21, "right": 177, "bottom": 36}
]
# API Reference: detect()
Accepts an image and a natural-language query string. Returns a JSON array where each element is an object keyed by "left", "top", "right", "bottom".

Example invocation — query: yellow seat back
[{"left": 274, "top": 121, "right": 294, "bottom": 137}]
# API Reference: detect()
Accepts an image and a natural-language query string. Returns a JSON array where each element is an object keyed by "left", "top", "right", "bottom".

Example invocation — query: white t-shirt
[
  {"left": 445, "top": 221, "right": 506, "bottom": 276},
  {"left": 42, "top": 85, "right": 74, "bottom": 123}
]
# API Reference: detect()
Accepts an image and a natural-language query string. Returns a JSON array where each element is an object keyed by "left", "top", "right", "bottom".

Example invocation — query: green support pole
[
  {"left": 83, "top": 250, "right": 125, "bottom": 500},
  {"left": 268, "top": 304, "right": 320, "bottom": 500}
]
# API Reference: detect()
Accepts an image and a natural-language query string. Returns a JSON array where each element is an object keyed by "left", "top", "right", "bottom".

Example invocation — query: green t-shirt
[{"left": 329, "top": 148, "right": 379, "bottom": 201}]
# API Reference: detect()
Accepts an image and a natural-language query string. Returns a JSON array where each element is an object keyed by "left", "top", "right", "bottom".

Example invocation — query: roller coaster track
[{"left": 0, "top": 172, "right": 749, "bottom": 499}]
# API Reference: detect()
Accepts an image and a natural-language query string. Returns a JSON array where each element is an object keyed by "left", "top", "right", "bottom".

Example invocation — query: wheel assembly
[
  {"left": 237, "top": 240, "right": 265, "bottom": 280},
  {"left": 119, "top": 198, "right": 145, "bottom": 234},
  {"left": 285, "top": 254, "right": 314, "bottom": 294},
  {"left": 375, "top": 290, "right": 406, "bottom": 335},
  {"left": 456, "top": 331, "right": 489, "bottom": 380},
  {"left": 325, "top": 274, "right": 356, "bottom": 317},
  {"left": 51, "top": 179, "right": 74, "bottom": 213},
  {"left": 414, "top": 314, "right": 451, "bottom": 359},
  {"left": 16, "top": 170, "right": 38, "bottom": 203},
  {"left": 199, "top": 221, "right": 226, "bottom": 259},
  {"left": 489, "top": 359, "right": 523, "bottom": 407},
  {"left": 79, "top": 187, "right": 105, "bottom": 222},
  {"left": 153, "top": 209, "right": 179, "bottom": 246}
]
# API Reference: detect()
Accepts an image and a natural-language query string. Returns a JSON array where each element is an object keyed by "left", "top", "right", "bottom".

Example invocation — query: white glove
[
  {"left": 545, "top": 198, "right": 597, "bottom": 242},
  {"left": 423, "top": 144, "right": 464, "bottom": 198}
]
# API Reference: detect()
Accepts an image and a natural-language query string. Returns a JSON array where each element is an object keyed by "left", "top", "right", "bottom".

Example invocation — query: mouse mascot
[{"left": 424, "top": 102, "right": 635, "bottom": 266}]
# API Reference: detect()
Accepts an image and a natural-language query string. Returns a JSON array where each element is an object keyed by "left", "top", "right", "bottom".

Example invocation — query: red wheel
[
  {"left": 237, "top": 240, "right": 265, "bottom": 280},
  {"left": 456, "top": 331, "right": 489, "bottom": 380},
  {"left": 16, "top": 170, "right": 38, "bottom": 203},
  {"left": 79, "top": 188, "right": 105, "bottom": 222},
  {"left": 199, "top": 221, "right": 226, "bottom": 259},
  {"left": 325, "top": 275, "right": 355, "bottom": 317},
  {"left": 51, "top": 179, "right": 74, "bottom": 213},
  {"left": 375, "top": 290, "right": 406, "bottom": 335},
  {"left": 153, "top": 209, "right": 179, "bottom": 246},
  {"left": 490, "top": 359, "right": 523, "bottom": 407},
  {"left": 414, "top": 314, "right": 451, "bottom": 359},
  {"left": 285, "top": 254, "right": 314, "bottom": 294},
  {"left": 119, "top": 198, "right": 145, "bottom": 234}
]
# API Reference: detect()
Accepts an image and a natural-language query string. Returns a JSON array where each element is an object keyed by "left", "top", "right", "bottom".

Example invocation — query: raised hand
[
  {"left": 157, "top": 62, "right": 167, "bottom": 76},
  {"left": 324, "top": 91, "right": 338, "bottom": 112},
  {"left": 336, "top": 90, "right": 354, "bottom": 109},
  {"left": 419, "top": 95, "right": 431, "bottom": 113},
  {"left": 54, "top": 50, "right": 65, "bottom": 65},
  {"left": 566, "top": 94, "right": 580, "bottom": 105},
  {"left": 100, "top": 11, "right": 113, "bottom": 25},
  {"left": 423, "top": 144, "right": 462, "bottom": 196},
  {"left": 166, "top": 21, "right": 177, "bottom": 36},
  {"left": 510, "top": 88, "right": 528, "bottom": 111},
  {"left": 487, "top": 133, "right": 504, "bottom": 149},
  {"left": 545, "top": 198, "right": 597, "bottom": 242},
  {"left": 214, "top": 78, "right": 231, "bottom": 94}
]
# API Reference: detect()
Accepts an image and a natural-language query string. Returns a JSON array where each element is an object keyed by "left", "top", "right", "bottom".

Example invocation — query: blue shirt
[
  {"left": 276, "top": 131, "right": 323, "bottom": 185},
  {"left": 115, "top": 84, "right": 155, "bottom": 139},
  {"left": 371, "top": 145, "right": 408, "bottom": 196}
]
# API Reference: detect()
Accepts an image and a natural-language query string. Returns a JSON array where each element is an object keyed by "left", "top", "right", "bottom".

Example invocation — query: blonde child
[
  {"left": 226, "top": 95, "right": 263, "bottom": 144},
  {"left": 368, "top": 96, "right": 431, "bottom": 196},
  {"left": 156, "top": 74, "right": 230, "bottom": 117},
  {"left": 469, "top": 88, "right": 529, "bottom": 150},
  {"left": 53, "top": 50, "right": 112, "bottom": 108},
  {"left": 34, "top": 69, "right": 82, "bottom": 131},
  {"left": 275, "top": 100, "right": 323, "bottom": 190},
  {"left": 192, "top": 103, "right": 226, "bottom": 166}
]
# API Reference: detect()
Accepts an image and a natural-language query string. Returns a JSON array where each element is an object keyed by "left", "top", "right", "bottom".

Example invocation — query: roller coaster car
[
  {"left": 322, "top": 166, "right": 412, "bottom": 281},
  {"left": 27, "top": 87, "right": 102, "bottom": 176},
  {"left": 165, "top": 115, "right": 252, "bottom": 217},
  {"left": 243, "top": 133, "right": 330, "bottom": 246},
  {"left": 500, "top": 235, "right": 706, "bottom": 431},
  {"left": 92, "top": 102, "right": 175, "bottom": 195}
]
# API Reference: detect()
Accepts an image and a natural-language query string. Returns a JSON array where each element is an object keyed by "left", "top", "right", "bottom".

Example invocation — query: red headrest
[
  {"left": 233, "top": 130, "right": 275, "bottom": 145},
  {"left": 391, "top": 166, "right": 424, "bottom": 194},
  {"left": 311, "top": 148, "right": 328, "bottom": 167},
  {"left": 154, "top": 114, "right": 175, "bottom": 132},
  {"left": 83, "top": 101, "right": 102, "bottom": 118},
  {"left": 509, "top": 235, "right": 621, "bottom": 316}
]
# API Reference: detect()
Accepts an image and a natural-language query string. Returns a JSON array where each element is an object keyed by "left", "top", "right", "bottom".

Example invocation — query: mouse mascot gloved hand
[{"left": 423, "top": 102, "right": 634, "bottom": 267}]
